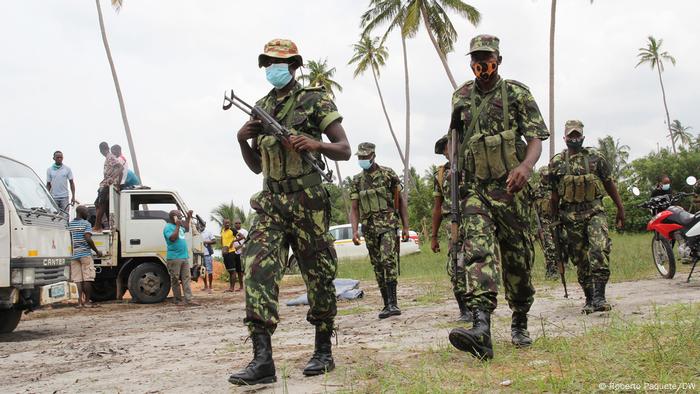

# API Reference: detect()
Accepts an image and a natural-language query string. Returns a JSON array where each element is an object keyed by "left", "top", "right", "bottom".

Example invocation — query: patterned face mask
[{"left": 470, "top": 60, "right": 498, "bottom": 82}]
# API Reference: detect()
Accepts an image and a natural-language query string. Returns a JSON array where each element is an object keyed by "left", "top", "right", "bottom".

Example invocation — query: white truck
[
  {"left": 0, "top": 155, "right": 75, "bottom": 333},
  {"left": 87, "top": 186, "right": 204, "bottom": 304}
]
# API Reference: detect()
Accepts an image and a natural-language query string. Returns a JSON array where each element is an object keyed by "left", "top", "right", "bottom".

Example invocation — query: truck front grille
[{"left": 35, "top": 266, "right": 68, "bottom": 285}]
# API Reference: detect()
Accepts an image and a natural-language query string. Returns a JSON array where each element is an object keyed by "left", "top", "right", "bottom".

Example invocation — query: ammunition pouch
[
  {"left": 467, "top": 128, "right": 523, "bottom": 182},
  {"left": 359, "top": 186, "right": 391, "bottom": 219},
  {"left": 263, "top": 172, "right": 322, "bottom": 194}
]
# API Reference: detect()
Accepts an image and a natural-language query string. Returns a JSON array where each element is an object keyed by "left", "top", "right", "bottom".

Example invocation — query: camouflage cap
[
  {"left": 355, "top": 142, "right": 376, "bottom": 156},
  {"left": 467, "top": 34, "right": 500, "bottom": 55},
  {"left": 258, "top": 38, "right": 303, "bottom": 68},
  {"left": 434, "top": 134, "right": 449, "bottom": 154},
  {"left": 564, "top": 120, "right": 584, "bottom": 135}
]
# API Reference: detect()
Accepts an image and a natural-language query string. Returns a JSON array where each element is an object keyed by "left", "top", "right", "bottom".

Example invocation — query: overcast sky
[{"left": 1, "top": 1, "right": 697, "bottom": 231}]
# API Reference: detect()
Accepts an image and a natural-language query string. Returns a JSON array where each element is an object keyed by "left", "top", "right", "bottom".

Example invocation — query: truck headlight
[
  {"left": 63, "top": 266, "right": 70, "bottom": 280},
  {"left": 22, "top": 268, "right": 35, "bottom": 285},
  {"left": 11, "top": 269, "right": 23, "bottom": 285}
]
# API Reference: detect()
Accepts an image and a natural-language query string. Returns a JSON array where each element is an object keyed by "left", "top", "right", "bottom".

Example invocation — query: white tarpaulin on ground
[{"left": 286, "top": 278, "right": 363, "bottom": 306}]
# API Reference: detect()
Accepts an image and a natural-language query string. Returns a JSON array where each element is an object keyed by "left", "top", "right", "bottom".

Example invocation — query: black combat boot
[
  {"left": 386, "top": 281, "right": 402, "bottom": 317},
  {"left": 228, "top": 331, "right": 276, "bottom": 385},
  {"left": 581, "top": 283, "right": 595, "bottom": 315},
  {"left": 456, "top": 298, "right": 473, "bottom": 323},
  {"left": 303, "top": 326, "right": 335, "bottom": 376},
  {"left": 449, "top": 309, "right": 493, "bottom": 360},
  {"left": 592, "top": 280, "right": 612, "bottom": 312},
  {"left": 510, "top": 312, "right": 532, "bottom": 348},
  {"left": 378, "top": 286, "right": 391, "bottom": 319}
]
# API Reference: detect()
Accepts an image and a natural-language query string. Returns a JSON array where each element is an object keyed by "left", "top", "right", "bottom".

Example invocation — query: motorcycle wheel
[{"left": 652, "top": 233, "right": 676, "bottom": 279}]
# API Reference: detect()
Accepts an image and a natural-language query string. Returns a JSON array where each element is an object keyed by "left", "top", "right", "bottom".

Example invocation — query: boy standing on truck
[{"left": 69, "top": 205, "right": 102, "bottom": 307}]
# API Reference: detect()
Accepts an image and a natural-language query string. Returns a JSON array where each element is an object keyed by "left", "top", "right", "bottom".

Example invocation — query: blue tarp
[{"left": 286, "top": 278, "right": 364, "bottom": 306}]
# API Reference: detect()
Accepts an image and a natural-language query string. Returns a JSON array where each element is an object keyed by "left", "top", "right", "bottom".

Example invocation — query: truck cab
[
  {"left": 0, "top": 156, "right": 75, "bottom": 333},
  {"left": 89, "top": 187, "right": 204, "bottom": 304}
]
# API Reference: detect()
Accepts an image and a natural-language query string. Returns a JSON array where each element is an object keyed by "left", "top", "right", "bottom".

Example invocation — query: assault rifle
[
  {"left": 449, "top": 128, "right": 464, "bottom": 274},
  {"left": 551, "top": 220, "right": 569, "bottom": 298},
  {"left": 222, "top": 90, "right": 333, "bottom": 183}
]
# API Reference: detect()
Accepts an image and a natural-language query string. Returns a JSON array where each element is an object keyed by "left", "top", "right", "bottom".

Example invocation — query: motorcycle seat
[{"left": 667, "top": 206, "right": 696, "bottom": 226}]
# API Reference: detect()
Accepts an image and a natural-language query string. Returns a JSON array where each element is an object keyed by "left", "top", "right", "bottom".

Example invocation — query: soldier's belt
[
  {"left": 560, "top": 200, "right": 602, "bottom": 213},
  {"left": 263, "top": 173, "right": 322, "bottom": 194}
]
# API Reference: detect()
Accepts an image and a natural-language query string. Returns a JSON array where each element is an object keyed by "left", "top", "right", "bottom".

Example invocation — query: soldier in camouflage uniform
[
  {"left": 430, "top": 135, "right": 471, "bottom": 322},
  {"left": 549, "top": 120, "right": 625, "bottom": 315},
  {"left": 531, "top": 167, "right": 559, "bottom": 279},
  {"left": 349, "top": 142, "right": 410, "bottom": 319},
  {"left": 229, "top": 39, "right": 351, "bottom": 386},
  {"left": 446, "top": 35, "right": 549, "bottom": 361}
]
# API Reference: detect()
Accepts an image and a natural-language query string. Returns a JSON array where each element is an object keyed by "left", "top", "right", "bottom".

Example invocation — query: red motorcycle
[{"left": 635, "top": 176, "right": 699, "bottom": 281}]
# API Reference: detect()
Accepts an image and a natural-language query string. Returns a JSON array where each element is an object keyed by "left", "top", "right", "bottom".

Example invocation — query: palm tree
[
  {"left": 597, "top": 135, "right": 630, "bottom": 182},
  {"left": 548, "top": 0, "right": 557, "bottom": 159},
  {"left": 361, "top": 0, "right": 412, "bottom": 202},
  {"left": 348, "top": 35, "right": 405, "bottom": 165},
  {"left": 401, "top": 0, "right": 480, "bottom": 89},
  {"left": 210, "top": 202, "right": 248, "bottom": 228},
  {"left": 669, "top": 120, "right": 694, "bottom": 147},
  {"left": 298, "top": 59, "right": 343, "bottom": 98},
  {"left": 95, "top": 0, "right": 141, "bottom": 180},
  {"left": 636, "top": 36, "right": 677, "bottom": 154}
]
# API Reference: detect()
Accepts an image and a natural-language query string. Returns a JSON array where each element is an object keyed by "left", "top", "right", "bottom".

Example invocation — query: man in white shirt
[
  {"left": 201, "top": 224, "right": 216, "bottom": 293},
  {"left": 46, "top": 150, "right": 75, "bottom": 214},
  {"left": 231, "top": 219, "right": 248, "bottom": 292}
]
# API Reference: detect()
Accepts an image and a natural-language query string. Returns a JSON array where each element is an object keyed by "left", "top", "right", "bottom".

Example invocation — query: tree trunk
[
  {"left": 334, "top": 161, "right": 351, "bottom": 222},
  {"left": 401, "top": 33, "right": 411, "bottom": 205},
  {"left": 548, "top": 0, "right": 557, "bottom": 159},
  {"left": 95, "top": 0, "right": 142, "bottom": 179},
  {"left": 656, "top": 59, "right": 676, "bottom": 154},
  {"left": 371, "top": 66, "right": 405, "bottom": 164},
  {"left": 420, "top": 4, "right": 458, "bottom": 90}
]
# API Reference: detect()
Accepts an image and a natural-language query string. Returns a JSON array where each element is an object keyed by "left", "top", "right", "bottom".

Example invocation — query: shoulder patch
[{"left": 505, "top": 79, "right": 530, "bottom": 91}]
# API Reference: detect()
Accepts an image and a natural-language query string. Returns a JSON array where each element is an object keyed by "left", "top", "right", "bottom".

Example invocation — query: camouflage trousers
[
  {"left": 460, "top": 184, "right": 535, "bottom": 314},
  {"left": 538, "top": 216, "right": 558, "bottom": 274},
  {"left": 561, "top": 209, "right": 611, "bottom": 286},
  {"left": 242, "top": 184, "right": 337, "bottom": 336},
  {"left": 445, "top": 222, "right": 468, "bottom": 304},
  {"left": 363, "top": 226, "right": 398, "bottom": 290}
]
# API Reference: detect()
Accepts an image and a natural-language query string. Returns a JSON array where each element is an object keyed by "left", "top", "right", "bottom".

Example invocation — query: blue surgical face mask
[
  {"left": 661, "top": 184, "right": 671, "bottom": 191},
  {"left": 265, "top": 64, "right": 293, "bottom": 89},
  {"left": 358, "top": 159, "right": 372, "bottom": 170}
]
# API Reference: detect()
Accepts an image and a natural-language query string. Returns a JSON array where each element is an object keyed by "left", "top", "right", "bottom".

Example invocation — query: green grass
[
  {"left": 337, "top": 232, "right": 662, "bottom": 287},
  {"left": 341, "top": 303, "right": 700, "bottom": 393}
]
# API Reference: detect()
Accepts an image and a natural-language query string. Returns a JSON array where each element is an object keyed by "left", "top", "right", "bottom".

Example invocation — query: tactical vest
[
  {"left": 257, "top": 87, "right": 323, "bottom": 184},
  {"left": 558, "top": 150, "right": 602, "bottom": 204},
  {"left": 533, "top": 188, "right": 552, "bottom": 216},
  {"left": 459, "top": 80, "right": 525, "bottom": 182},
  {"left": 357, "top": 169, "right": 397, "bottom": 221}
]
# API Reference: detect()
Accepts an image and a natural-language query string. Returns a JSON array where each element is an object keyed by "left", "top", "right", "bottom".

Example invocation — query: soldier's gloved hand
[
  {"left": 616, "top": 209, "right": 625, "bottom": 229},
  {"left": 506, "top": 163, "right": 532, "bottom": 194},
  {"left": 431, "top": 237, "right": 440, "bottom": 253},
  {"left": 352, "top": 232, "right": 361, "bottom": 246},
  {"left": 237, "top": 120, "right": 264, "bottom": 142},
  {"left": 290, "top": 135, "right": 321, "bottom": 152}
]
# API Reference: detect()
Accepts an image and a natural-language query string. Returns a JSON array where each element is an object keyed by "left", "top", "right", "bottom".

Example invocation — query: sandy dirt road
[{"left": 1, "top": 275, "right": 699, "bottom": 393}]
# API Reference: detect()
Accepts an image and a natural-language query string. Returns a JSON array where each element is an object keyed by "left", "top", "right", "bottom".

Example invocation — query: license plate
[{"left": 49, "top": 284, "right": 66, "bottom": 298}]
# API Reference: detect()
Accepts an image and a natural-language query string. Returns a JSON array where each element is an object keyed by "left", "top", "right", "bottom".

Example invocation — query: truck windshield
[{"left": 0, "top": 156, "right": 59, "bottom": 214}]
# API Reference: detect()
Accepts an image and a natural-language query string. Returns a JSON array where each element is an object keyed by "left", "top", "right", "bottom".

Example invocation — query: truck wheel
[
  {"left": 0, "top": 309, "right": 22, "bottom": 334},
  {"left": 128, "top": 262, "right": 171, "bottom": 304},
  {"left": 90, "top": 279, "right": 117, "bottom": 302}
]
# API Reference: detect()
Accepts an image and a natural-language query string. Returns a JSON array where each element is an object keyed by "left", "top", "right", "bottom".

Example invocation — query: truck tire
[
  {"left": 128, "top": 262, "right": 171, "bottom": 304},
  {"left": 90, "top": 279, "right": 118, "bottom": 302},
  {"left": 0, "top": 309, "right": 22, "bottom": 334}
]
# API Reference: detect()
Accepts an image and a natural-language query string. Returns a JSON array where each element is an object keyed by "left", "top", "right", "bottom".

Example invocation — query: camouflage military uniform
[
  {"left": 549, "top": 146, "right": 613, "bottom": 293},
  {"left": 531, "top": 179, "right": 558, "bottom": 277},
  {"left": 432, "top": 161, "right": 468, "bottom": 307},
  {"left": 450, "top": 77, "right": 549, "bottom": 315},
  {"left": 242, "top": 81, "right": 342, "bottom": 336},
  {"left": 350, "top": 164, "right": 401, "bottom": 291}
]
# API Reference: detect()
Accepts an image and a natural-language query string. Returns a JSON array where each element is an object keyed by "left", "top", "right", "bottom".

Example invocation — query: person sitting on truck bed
[
  {"left": 94, "top": 142, "right": 123, "bottom": 232},
  {"left": 111, "top": 144, "right": 141, "bottom": 189},
  {"left": 69, "top": 205, "right": 102, "bottom": 308}
]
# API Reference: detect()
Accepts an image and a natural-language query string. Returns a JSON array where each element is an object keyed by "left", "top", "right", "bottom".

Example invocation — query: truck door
[
  {"left": 125, "top": 193, "right": 189, "bottom": 259},
  {"left": 0, "top": 196, "right": 9, "bottom": 287}
]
